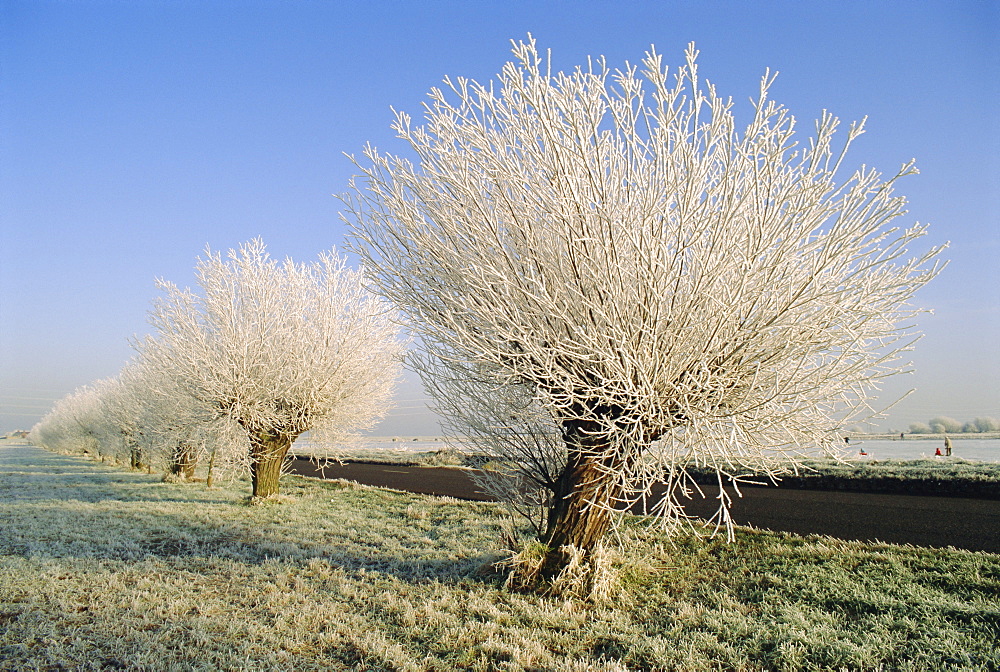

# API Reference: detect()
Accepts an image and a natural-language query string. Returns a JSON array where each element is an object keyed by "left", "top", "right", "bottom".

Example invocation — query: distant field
[
  {"left": 682, "top": 458, "right": 1000, "bottom": 499},
  {"left": 293, "top": 437, "right": 1000, "bottom": 499},
  {"left": 2, "top": 443, "right": 998, "bottom": 671},
  {"left": 293, "top": 435, "right": 1000, "bottom": 465},
  {"left": 842, "top": 437, "right": 1000, "bottom": 463},
  {"left": 851, "top": 432, "right": 1000, "bottom": 441}
]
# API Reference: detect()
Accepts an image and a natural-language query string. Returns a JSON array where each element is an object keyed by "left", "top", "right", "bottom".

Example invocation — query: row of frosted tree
[
  {"left": 32, "top": 38, "right": 944, "bottom": 582},
  {"left": 31, "top": 241, "right": 404, "bottom": 496},
  {"left": 908, "top": 417, "right": 1000, "bottom": 435}
]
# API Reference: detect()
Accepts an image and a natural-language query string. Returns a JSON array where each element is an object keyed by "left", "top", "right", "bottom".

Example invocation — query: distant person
[
  {"left": 935, "top": 446, "right": 943, "bottom": 457},
  {"left": 900, "top": 432, "right": 905, "bottom": 440},
  {"left": 944, "top": 436, "right": 953, "bottom": 457},
  {"left": 844, "top": 436, "right": 850, "bottom": 445}
]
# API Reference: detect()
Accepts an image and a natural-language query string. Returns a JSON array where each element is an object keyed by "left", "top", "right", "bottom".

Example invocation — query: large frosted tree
[
  {"left": 136, "top": 239, "right": 403, "bottom": 498},
  {"left": 344, "top": 38, "right": 943, "bottom": 575}
]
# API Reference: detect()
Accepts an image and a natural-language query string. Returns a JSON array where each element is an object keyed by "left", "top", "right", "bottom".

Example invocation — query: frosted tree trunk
[
  {"left": 169, "top": 442, "right": 197, "bottom": 479},
  {"left": 249, "top": 430, "right": 293, "bottom": 498},
  {"left": 539, "top": 423, "right": 622, "bottom": 576},
  {"left": 129, "top": 444, "right": 146, "bottom": 471},
  {"left": 206, "top": 448, "right": 217, "bottom": 488}
]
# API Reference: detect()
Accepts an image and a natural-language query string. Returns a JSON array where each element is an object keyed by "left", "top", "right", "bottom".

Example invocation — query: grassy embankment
[
  {"left": 687, "top": 459, "right": 1000, "bottom": 499},
  {"left": 2, "top": 441, "right": 998, "bottom": 671}
]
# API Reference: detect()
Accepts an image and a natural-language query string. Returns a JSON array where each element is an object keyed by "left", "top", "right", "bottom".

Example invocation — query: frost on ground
[{"left": 2, "top": 443, "right": 998, "bottom": 671}]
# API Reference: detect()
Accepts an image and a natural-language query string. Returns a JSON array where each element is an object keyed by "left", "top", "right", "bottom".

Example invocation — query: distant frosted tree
[
  {"left": 908, "top": 422, "right": 932, "bottom": 434},
  {"left": 979, "top": 417, "right": 1000, "bottom": 433},
  {"left": 101, "top": 370, "right": 155, "bottom": 470},
  {"left": 104, "top": 360, "right": 244, "bottom": 481},
  {"left": 30, "top": 381, "right": 116, "bottom": 457},
  {"left": 928, "top": 416, "right": 961, "bottom": 434},
  {"left": 136, "top": 239, "right": 403, "bottom": 497},
  {"left": 969, "top": 417, "right": 999, "bottom": 433},
  {"left": 345, "top": 37, "right": 943, "bottom": 577}
]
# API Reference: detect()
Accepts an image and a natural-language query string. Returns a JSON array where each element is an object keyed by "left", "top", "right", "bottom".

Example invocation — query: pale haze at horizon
[{"left": 2, "top": 1, "right": 998, "bottom": 436}]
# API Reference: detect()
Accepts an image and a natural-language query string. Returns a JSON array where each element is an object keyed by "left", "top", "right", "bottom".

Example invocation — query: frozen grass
[
  {"left": 294, "top": 448, "right": 467, "bottom": 467},
  {"left": 291, "top": 442, "right": 469, "bottom": 467},
  {"left": 2, "top": 442, "right": 999, "bottom": 671}
]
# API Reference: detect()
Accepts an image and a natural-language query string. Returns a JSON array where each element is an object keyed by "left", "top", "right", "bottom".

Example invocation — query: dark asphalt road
[{"left": 289, "top": 458, "right": 1000, "bottom": 554}]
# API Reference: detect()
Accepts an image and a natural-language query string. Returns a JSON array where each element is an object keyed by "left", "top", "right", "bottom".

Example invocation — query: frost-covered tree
[
  {"left": 345, "top": 37, "right": 944, "bottom": 575},
  {"left": 103, "top": 360, "right": 240, "bottom": 480},
  {"left": 101, "top": 371, "right": 154, "bottom": 470},
  {"left": 30, "top": 381, "right": 116, "bottom": 457},
  {"left": 970, "top": 417, "right": 1000, "bottom": 433},
  {"left": 928, "top": 416, "right": 962, "bottom": 434},
  {"left": 136, "top": 239, "right": 403, "bottom": 497}
]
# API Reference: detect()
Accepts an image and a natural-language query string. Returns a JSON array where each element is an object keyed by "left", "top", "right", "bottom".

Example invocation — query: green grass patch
[{"left": 1, "top": 444, "right": 998, "bottom": 671}]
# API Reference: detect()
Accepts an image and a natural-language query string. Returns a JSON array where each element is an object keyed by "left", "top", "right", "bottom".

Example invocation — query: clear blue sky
[{"left": 2, "top": 0, "right": 997, "bottom": 435}]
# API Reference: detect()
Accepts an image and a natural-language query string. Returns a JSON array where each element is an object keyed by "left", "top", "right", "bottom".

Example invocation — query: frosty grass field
[{"left": 1, "top": 439, "right": 998, "bottom": 671}]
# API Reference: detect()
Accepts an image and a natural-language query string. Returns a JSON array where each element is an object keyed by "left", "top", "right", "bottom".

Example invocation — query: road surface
[{"left": 288, "top": 458, "right": 1000, "bottom": 553}]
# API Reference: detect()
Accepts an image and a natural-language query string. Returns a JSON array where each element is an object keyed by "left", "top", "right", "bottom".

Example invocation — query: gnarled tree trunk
[
  {"left": 169, "top": 442, "right": 197, "bottom": 479},
  {"left": 538, "top": 425, "right": 622, "bottom": 578},
  {"left": 248, "top": 430, "right": 294, "bottom": 498},
  {"left": 129, "top": 444, "right": 147, "bottom": 471}
]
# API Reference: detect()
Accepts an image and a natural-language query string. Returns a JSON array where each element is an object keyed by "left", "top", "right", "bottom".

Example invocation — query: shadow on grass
[
  {"left": 1, "top": 499, "right": 507, "bottom": 585},
  {"left": 1, "top": 446, "right": 507, "bottom": 586},
  {"left": 0, "top": 446, "right": 242, "bottom": 506}
]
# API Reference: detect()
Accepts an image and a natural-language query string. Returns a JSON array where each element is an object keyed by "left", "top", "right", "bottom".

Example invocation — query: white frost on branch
[
  {"left": 133, "top": 239, "right": 404, "bottom": 494},
  {"left": 30, "top": 381, "right": 116, "bottom": 457},
  {"left": 345, "top": 37, "right": 945, "bottom": 546},
  {"left": 105, "top": 360, "right": 248, "bottom": 480}
]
